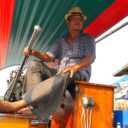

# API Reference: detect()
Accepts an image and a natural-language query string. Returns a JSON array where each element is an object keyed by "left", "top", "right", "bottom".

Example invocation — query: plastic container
[{"left": 114, "top": 110, "right": 128, "bottom": 128}]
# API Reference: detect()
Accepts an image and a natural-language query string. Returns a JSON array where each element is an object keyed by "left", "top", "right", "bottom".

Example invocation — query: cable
[
  {"left": 81, "top": 106, "right": 86, "bottom": 128},
  {"left": 89, "top": 108, "right": 93, "bottom": 128},
  {"left": 81, "top": 95, "right": 95, "bottom": 128}
]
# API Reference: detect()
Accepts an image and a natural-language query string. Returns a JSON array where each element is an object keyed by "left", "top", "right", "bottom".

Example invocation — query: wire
[
  {"left": 81, "top": 106, "right": 93, "bottom": 128},
  {"left": 89, "top": 108, "right": 93, "bottom": 128},
  {"left": 86, "top": 108, "right": 89, "bottom": 128},
  {"left": 81, "top": 106, "right": 86, "bottom": 128}
]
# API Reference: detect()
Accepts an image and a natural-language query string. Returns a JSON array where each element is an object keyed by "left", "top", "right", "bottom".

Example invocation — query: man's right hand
[
  {"left": 23, "top": 47, "right": 36, "bottom": 57},
  {"left": 23, "top": 47, "right": 53, "bottom": 62}
]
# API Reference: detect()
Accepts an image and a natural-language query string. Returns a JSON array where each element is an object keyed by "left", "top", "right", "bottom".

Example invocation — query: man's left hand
[{"left": 57, "top": 66, "right": 78, "bottom": 78}]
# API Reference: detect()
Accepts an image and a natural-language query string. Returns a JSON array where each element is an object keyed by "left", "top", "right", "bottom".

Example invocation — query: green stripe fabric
[{"left": 6, "top": 0, "right": 114, "bottom": 66}]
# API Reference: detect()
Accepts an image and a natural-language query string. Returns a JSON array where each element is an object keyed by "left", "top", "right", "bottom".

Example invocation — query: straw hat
[{"left": 65, "top": 7, "right": 87, "bottom": 21}]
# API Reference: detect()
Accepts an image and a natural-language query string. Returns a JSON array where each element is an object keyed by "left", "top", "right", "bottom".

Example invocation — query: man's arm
[
  {"left": 72, "top": 54, "right": 95, "bottom": 70},
  {"left": 57, "top": 54, "right": 95, "bottom": 78},
  {"left": 23, "top": 48, "right": 53, "bottom": 62}
]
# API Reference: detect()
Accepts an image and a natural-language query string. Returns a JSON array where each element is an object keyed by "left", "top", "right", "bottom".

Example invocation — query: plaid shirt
[{"left": 47, "top": 32, "right": 96, "bottom": 81}]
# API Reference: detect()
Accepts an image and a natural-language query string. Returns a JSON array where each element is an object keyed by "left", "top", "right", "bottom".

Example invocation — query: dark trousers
[{"left": 23, "top": 60, "right": 83, "bottom": 121}]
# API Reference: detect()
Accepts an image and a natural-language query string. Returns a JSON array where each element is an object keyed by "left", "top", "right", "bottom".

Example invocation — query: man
[{"left": 0, "top": 7, "right": 96, "bottom": 121}]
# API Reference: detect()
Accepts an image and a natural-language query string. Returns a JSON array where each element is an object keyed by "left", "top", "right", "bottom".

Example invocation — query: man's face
[{"left": 67, "top": 15, "right": 84, "bottom": 31}]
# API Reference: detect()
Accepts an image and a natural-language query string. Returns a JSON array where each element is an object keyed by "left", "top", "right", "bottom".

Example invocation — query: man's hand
[
  {"left": 23, "top": 47, "right": 29, "bottom": 57},
  {"left": 57, "top": 66, "right": 78, "bottom": 78},
  {"left": 23, "top": 47, "right": 53, "bottom": 62},
  {"left": 23, "top": 47, "right": 36, "bottom": 57}
]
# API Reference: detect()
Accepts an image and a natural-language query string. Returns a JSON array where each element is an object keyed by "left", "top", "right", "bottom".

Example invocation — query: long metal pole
[
  {"left": 96, "top": 21, "right": 128, "bottom": 43},
  {"left": 4, "top": 25, "right": 41, "bottom": 101}
]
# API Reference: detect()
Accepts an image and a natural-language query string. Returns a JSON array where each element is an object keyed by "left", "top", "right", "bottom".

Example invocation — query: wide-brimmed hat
[{"left": 65, "top": 7, "right": 87, "bottom": 21}]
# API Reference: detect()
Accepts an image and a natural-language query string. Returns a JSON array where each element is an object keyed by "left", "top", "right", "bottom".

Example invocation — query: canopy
[
  {"left": 0, "top": 0, "right": 128, "bottom": 69},
  {"left": 113, "top": 63, "right": 128, "bottom": 77}
]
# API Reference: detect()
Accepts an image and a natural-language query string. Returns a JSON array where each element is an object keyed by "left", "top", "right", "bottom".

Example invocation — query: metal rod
[
  {"left": 96, "top": 21, "right": 128, "bottom": 43},
  {"left": 4, "top": 25, "right": 41, "bottom": 101}
]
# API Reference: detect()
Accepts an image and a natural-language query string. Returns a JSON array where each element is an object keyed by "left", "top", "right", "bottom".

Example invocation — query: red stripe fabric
[
  {"left": 0, "top": 0, "right": 128, "bottom": 69},
  {"left": 83, "top": 0, "right": 128, "bottom": 38},
  {"left": 0, "top": 0, "right": 15, "bottom": 69}
]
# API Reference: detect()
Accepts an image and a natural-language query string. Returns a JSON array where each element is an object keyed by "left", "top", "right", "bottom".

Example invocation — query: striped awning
[{"left": 0, "top": 0, "right": 128, "bottom": 69}]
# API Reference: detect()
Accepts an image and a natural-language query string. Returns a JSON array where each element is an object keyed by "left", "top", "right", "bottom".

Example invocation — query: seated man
[{"left": 0, "top": 7, "right": 96, "bottom": 121}]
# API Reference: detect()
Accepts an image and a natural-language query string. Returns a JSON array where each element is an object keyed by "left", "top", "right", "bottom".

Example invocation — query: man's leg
[
  {"left": 0, "top": 71, "right": 83, "bottom": 120},
  {"left": 67, "top": 71, "right": 85, "bottom": 98},
  {"left": 23, "top": 60, "right": 57, "bottom": 93},
  {"left": 22, "top": 71, "right": 83, "bottom": 121},
  {"left": 0, "top": 73, "right": 66, "bottom": 118},
  {"left": 0, "top": 60, "right": 56, "bottom": 113}
]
